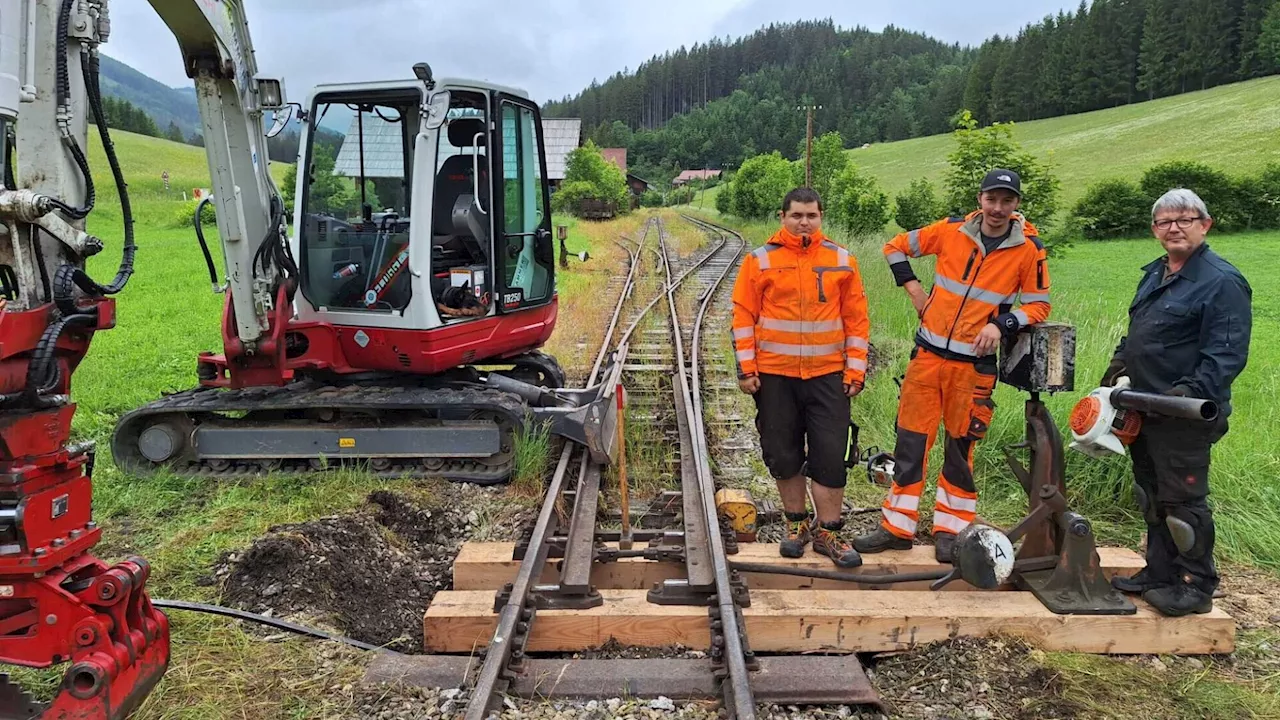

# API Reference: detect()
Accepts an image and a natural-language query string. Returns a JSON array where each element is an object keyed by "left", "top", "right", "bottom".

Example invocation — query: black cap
[{"left": 980, "top": 168, "right": 1021, "bottom": 196}]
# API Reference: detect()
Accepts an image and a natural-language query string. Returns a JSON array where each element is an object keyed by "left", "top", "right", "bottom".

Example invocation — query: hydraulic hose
[
  {"left": 151, "top": 600, "right": 385, "bottom": 653},
  {"left": 48, "top": 0, "right": 94, "bottom": 220},
  {"left": 194, "top": 197, "right": 220, "bottom": 288}
]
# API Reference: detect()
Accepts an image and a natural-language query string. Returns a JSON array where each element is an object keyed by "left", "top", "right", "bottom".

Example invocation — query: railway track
[{"left": 462, "top": 215, "right": 754, "bottom": 718}]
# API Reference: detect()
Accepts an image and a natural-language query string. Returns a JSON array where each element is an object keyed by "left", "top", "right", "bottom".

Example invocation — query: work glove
[
  {"left": 1163, "top": 385, "right": 1190, "bottom": 397},
  {"left": 1100, "top": 356, "right": 1127, "bottom": 387}
]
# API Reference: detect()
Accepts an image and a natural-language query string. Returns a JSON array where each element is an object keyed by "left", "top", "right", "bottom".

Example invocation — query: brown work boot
[
  {"left": 812, "top": 520, "right": 863, "bottom": 569},
  {"left": 779, "top": 512, "right": 813, "bottom": 558}
]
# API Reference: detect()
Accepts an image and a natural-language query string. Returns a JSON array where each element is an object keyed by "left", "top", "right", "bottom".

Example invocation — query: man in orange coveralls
[
  {"left": 854, "top": 169, "right": 1052, "bottom": 563},
  {"left": 731, "top": 187, "right": 870, "bottom": 568}
]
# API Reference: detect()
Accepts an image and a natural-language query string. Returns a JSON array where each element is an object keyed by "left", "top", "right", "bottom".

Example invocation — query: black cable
[
  {"left": 33, "top": 228, "right": 52, "bottom": 303},
  {"left": 194, "top": 197, "right": 219, "bottom": 287},
  {"left": 150, "top": 600, "right": 386, "bottom": 653},
  {"left": 48, "top": 0, "right": 93, "bottom": 220},
  {"left": 24, "top": 312, "right": 96, "bottom": 395}
]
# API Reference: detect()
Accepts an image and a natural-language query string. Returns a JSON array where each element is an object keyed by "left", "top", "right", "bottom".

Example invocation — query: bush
[
  {"left": 1233, "top": 163, "right": 1280, "bottom": 231},
  {"left": 666, "top": 186, "right": 696, "bottom": 206},
  {"left": 1139, "top": 160, "right": 1242, "bottom": 230},
  {"left": 1070, "top": 179, "right": 1152, "bottom": 240},
  {"left": 944, "top": 110, "right": 1061, "bottom": 229},
  {"left": 714, "top": 184, "right": 732, "bottom": 214},
  {"left": 828, "top": 164, "right": 890, "bottom": 238},
  {"left": 894, "top": 179, "right": 943, "bottom": 231},
  {"left": 169, "top": 198, "right": 217, "bottom": 228},
  {"left": 554, "top": 140, "right": 630, "bottom": 217},
  {"left": 728, "top": 152, "right": 795, "bottom": 220},
  {"left": 640, "top": 190, "right": 664, "bottom": 208}
]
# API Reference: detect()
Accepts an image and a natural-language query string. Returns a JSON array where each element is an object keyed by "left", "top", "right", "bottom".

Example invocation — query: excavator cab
[{"left": 292, "top": 77, "right": 556, "bottom": 332}]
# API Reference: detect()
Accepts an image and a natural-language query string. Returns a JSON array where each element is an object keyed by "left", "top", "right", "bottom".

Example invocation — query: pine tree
[
  {"left": 165, "top": 121, "right": 185, "bottom": 143},
  {"left": 1138, "top": 0, "right": 1179, "bottom": 99},
  {"left": 1238, "top": 0, "right": 1279, "bottom": 76}
]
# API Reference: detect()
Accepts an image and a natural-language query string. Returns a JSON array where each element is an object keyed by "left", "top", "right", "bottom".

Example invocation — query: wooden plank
[
  {"left": 452, "top": 542, "right": 1146, "bottom": 592},
  {"left": 424, "top": 589, "right": 1234, "bottom": 656}
]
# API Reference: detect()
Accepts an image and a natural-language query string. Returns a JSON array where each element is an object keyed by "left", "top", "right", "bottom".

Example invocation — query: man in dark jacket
[{"left": 1102, "top": 188, "right": 1252, "bottom": 616}]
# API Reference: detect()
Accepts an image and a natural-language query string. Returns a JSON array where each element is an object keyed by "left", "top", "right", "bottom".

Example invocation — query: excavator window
[
  {"left": 298, "top": 90, "right": 419, "bottom": 313},
  {"left": 494, "top": 100, "right": 554, "bottom": 311}
]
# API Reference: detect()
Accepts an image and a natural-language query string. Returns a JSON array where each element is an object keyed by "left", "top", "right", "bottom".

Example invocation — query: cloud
[{"left": 104, "top": 0, "right": 1076, "bottom": 104}]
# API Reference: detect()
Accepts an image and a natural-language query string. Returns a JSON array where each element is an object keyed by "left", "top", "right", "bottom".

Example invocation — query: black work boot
[
  {"left": 933, "top": 532, "right": 956, "bottom": 564},
  {"left": 812, "top": 520, "right": 863, "bottom": 569},
  {"left": 1111, "top": 567, "right": 1173, "bottom": 594},
  {"left": 779, "top": 512, "right": 813, "bottom": 559},
  {"left": 1143, "top": 578, "right": 1213, "bottom": 616},
  {"left": 853, "top": 526, "right": 913, "bottom": 554}
]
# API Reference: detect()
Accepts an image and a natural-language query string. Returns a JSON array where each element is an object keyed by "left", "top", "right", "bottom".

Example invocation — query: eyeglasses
[{"left": 1154, "top": 216, "right": 1203, "bottom": 230}]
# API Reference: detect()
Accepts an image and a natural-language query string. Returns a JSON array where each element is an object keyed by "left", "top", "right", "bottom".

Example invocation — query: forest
[{"left": 544, "top": 0, "right": 1280, "bottom": 184}]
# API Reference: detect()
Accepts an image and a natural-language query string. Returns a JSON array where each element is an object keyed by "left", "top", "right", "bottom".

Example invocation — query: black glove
[
  {"left": 1163, "top": 385, "right": 1190, "bottom": 397},
  {"left": 1100, "top": 356, "right": 1127, "bottom": 387}
]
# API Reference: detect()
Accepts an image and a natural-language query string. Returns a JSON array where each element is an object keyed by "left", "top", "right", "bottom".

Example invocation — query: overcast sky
[{"left": 106, "top": 0, "right": 1077, "bottom": 104}]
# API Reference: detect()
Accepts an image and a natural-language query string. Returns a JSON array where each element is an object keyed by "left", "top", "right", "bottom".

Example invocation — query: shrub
[
  {"left": 550, "top": 180, "right": 600, "bottom": 215},
  {"left": 169, "top": 198, "right": 217, "bottom": 229},
  {"left": 714, "top": 184, "right": 732, "bottom": 214},
  {"left": 640, "top": 190, "right": 664, "bottom": 208},
  {"left": 554, "top": 140, "right": 629, "bottom": 216},
  {"left": 944, "top": 110, "right": 1061, "bottom": 229},
  {"left": 828, "top": 164, "right": 890, "bottom": 238},
  {"left": 1139, "top": 160, "right": 1242, "bottom": 230},
  {"left": 666, "top": 186, "right": 696, "bottom": 206},
  {"left": 1070, "top": 179, "right": 1152, "bottom": 240},
  {"left": 1234, "top": 163, "right": 1280, "bottom": 231},
  {"left": 728, "top": 152, "right": 795, "bottom": 220},
  {"left": 894, "top": 179, "right": 943, "bottom": 231}
]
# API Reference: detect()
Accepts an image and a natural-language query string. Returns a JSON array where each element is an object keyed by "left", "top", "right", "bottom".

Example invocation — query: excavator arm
[{"left": 0, "top": 2, "right": 288, "bottom": 717}]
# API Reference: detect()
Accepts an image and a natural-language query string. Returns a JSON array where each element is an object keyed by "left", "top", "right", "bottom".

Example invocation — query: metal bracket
[{"left": 1015, "top": 511, "right": 1135, "bottom": 615}]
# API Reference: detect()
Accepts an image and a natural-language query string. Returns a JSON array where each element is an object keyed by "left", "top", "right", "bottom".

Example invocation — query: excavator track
[{"left": 111, "top": 381, "right": 527, "bottom": 484}]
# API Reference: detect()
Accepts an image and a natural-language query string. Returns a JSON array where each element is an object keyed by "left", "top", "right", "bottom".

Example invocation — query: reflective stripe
[
  {"left": 1013, "top": 309, "right": 1030, "bottom": 327},
  {"left": 736, "top": 349, "right": 756, "bottom": 362},
  {"left": 887, "top": 493, "right": 920, "bottom": 511},
  {"left": 886, "top": 251, "right": 908, "bottom": 265},
  {"left": 932, "top": 512, "right": 970, "bottom": 534},
  {"left": 1020, "top": 292, "right": 1050, "bottom": 304},
  {"left": 758, "top": 341, "right": 843, "bottom": 357},
  {"left": 882, "top": 508, "right": 919, "bottom": 534},
  {"left": 908, "top": 229, "right": 922, "bottom": 257},
  {"left": 733, "top": 327, "right": 755, "bottom": 340},
  {"left": 934, "top": 273, "right": 1009, "bottom": 305},
  {"left": 838, "top": 247, "right": 850, "bottom": 268},
  {"left": 936, "top": 487, "right": 978, "bottom": 513},
  {"left": 846, "top": 357, "right": 867, "bottom": 371},
  {"left": 752, "top": 244, "right": 785, "bottom": 270},
  {"left": 917, "top": 326, "right": 977, "bottom": 356},
  {"left": 759, "top": 318, "right": 843, "bottom": 333},
  {"left": 846, "top": 337, "right": 869, "bottom": 350}
]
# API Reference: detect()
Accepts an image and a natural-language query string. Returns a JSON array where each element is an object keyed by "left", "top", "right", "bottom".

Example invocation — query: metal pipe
[
  {"left": 21, "top": 0, "right": 36, "bottom": 102},
  {"left": 1110, "top": 388, "right": 1218, "bottom": 421}
]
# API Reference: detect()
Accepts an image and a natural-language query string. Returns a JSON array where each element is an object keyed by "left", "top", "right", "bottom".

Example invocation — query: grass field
[{"left": 700, "top": 75, "right": 1280, "bottom": 213}]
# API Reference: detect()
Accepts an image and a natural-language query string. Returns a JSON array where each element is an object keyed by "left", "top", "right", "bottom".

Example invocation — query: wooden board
[
  {"left": 424, "top": 588, "right": 1234, "bottom": 656},
  {"left": 452, "top": 542, "right": 1146, "bottom": 592}
]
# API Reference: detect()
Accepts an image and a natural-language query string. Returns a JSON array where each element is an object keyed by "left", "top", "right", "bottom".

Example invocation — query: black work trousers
[
  {"left": 752, "top": 372, "right": 852, "bottom": 489},
  {"left": 1129, "top": 414, "right": 1228, "bottom": 593}
]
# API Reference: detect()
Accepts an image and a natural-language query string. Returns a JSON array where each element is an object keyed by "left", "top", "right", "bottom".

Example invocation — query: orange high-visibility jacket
[
  {"left": 731, "top": 228, "right": 870, "bottom": 385},
  {"left": 885, "top": 211, "right": 1051, "bottom": 362}
]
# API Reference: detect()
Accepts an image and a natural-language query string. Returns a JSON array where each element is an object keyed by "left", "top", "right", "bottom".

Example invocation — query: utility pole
[{"left": 797, "top": 104, "right": 822, "bottom": 188}]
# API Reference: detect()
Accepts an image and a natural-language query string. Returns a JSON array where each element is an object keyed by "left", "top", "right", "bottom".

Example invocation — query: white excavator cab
[{"left": 289, "top": 69, "right": 557, "bottom": 334}]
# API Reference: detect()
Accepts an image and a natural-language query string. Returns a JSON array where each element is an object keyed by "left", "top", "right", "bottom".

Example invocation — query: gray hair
[{"left": 1152, "top": 188, "right": 1211, "bottom": 221}]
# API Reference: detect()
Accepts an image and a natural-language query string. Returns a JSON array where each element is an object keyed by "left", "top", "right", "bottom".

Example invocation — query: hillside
[
  {"left": 852, "top": 75, "right": 1280, "bottom": 207},
  {"left": 100, "top": 54, "right": 201, "bottom": 137}
]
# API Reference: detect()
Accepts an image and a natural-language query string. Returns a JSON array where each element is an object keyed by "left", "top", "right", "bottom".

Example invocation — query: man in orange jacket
[
  {"left": 731, "top": 187, "right": 870, "bottom": 568},
  {"left": 853, "top": 169, "right": 1052, "bottom": 563}
]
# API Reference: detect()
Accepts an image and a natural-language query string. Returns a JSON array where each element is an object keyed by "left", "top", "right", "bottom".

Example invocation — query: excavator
[{"left": 0, "top": 0, "right": 617, "bottom": 716}]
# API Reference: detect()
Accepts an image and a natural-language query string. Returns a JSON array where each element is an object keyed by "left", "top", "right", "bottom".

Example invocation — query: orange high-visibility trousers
[{"left": 880, "top": 347, "right": 996, "bottom": 539}]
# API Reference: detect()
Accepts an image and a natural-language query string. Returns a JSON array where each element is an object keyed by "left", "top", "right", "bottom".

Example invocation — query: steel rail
[
  {"left": 673, "top": 215, "right": 754, "bottom": 718},
  {"left": 464, "top": 219, "right": 656, "bottom": 719}
]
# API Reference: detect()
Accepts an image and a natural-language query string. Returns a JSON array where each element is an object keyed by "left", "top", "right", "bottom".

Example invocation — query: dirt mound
[{"left": 217, "top": 490, "right": 471, "bottom": 653}]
